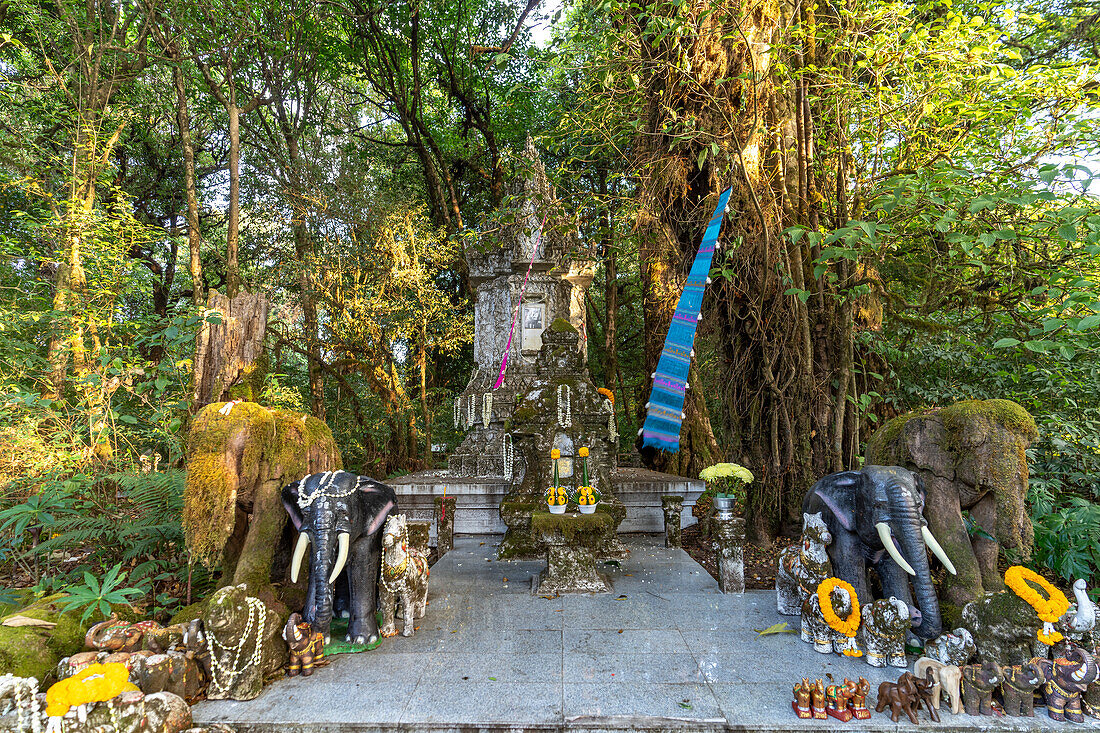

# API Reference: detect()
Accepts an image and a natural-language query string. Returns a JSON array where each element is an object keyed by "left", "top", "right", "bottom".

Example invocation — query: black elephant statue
[
  {"left": 283, "top": 470, "right": 397, "bottom": 646},
  {"left": 803, "top": 465, "right": 957, "bottom": 643},
  {"left": 1035, "top": 645, "right": 1099, "bottom": 723}
]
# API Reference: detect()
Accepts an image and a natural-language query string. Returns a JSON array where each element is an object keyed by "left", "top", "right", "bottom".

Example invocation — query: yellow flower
[
  {"left": 579, "top": 447, "right": 589, "bottom": 457},
  {"left": 46, "top": 663, "right": 138, "bottom": 717},
  {"left": 817, "top": 578, "right": 861, "bottom": 638},
  {"left": 597, "top": 387, "right": 615, "bottom": 404},
  {"left": 551, "top": 449, "right": 561, "bottom": 460}
]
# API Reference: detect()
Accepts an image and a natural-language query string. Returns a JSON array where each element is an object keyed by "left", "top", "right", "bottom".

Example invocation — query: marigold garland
[
  {"left": 597, "top": 387, "right": 615, "bottom": 404},
  {"left": 1005, "top": 565, "right": 1069, "bottom": 645},
  {"left": 817, "top": 578, "right": 861, "bottom": 638},
  {"left": 46, "top": 662, "right": 137, "bottom": 717}
]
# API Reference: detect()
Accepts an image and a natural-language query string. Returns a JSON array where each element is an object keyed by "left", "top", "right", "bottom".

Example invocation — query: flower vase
[
  {"left": 578, "top": 503, "right": 597, "bottom": 515},
  {"left": 548, "top": 502, "right": 566, "bottom": 515}
]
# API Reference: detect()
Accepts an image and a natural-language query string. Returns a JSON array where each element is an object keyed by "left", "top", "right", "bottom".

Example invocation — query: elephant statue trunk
[{"left": 884, "top": 475, "right": 943, "bottom": 641}]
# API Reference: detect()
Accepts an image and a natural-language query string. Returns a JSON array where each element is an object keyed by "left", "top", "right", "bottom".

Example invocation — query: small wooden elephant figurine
[
  {"left": 1000, "top": 660, "right": 1044, "bottom": 717},
  {"left": 876, "top": 671, "right": 922, "bottom": 724},
  {"left": 961, "top": 660, "right": 1002, "bottom": 716},
  {"left": 379, "top": 514, "right": 430, "bottom": 638},
  {"left": 283, "top": 613, "right": 325, "bottom": 677},
  {"left": 860, "top": 597, "right": 909, "bottom": 668},
  {"left": 914, "top": 656, "right": 962, "bottom": 714}
]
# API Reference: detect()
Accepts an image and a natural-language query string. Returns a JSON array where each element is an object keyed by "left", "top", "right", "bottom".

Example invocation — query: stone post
[
  {"left": 661, "top": 495, "right": 684, "bottom": 548},
  {"left": 434, "top": 496, "right": 456, "bottom": 555},
  {"left": 714, "top": 516, "right": 745, "bottom": 594}
]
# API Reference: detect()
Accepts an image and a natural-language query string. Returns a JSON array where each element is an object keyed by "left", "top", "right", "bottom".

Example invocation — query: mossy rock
[
  {"left": 940, "top": 399, "right": 1038, "bottom": 442},
  {"left": 0, "top": 595, "right": 89, "bottom": 682},
  {"left": 548, "top": 318, "right": 578, "bottom": 334},
  {"left": 530, "top": 510, "right": 614, "bottom": 546}
]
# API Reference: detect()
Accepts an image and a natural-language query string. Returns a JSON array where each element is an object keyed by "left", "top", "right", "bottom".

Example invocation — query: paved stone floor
[{"left": 195, "top": 535, "right": 1100, "bottom": 732}]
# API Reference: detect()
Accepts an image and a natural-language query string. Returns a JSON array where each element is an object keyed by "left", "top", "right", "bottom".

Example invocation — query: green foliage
[{"left": 58, "top": 563, "right": 144, "bottom": 622}]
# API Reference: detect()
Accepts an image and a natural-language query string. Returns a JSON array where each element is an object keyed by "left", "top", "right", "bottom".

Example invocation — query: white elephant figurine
[
  {"left": 802, "top": 580, "right": 860, "bottom": 656},
  {"left": 923, "top": 627, "right": 976, "bottom": 667},
  {"left": 860, "top": 597, "right": 910, "bottom": 667},
  {"left": 914, "top": 656, "right": 963, "bottom": 714}
]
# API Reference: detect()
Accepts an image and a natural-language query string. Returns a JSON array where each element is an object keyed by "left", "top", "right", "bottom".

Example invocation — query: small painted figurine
[
  {"left": 923, "top": 627, "right": 976, "bottom": 667},
  {"left": 84, "top": 615, "right": 163, "bottom": 653},
  {"left": 859, "top": 597, "right": 909, "bottom": 668},
  {"left": 792, "top": 678, "right": 813, "bottom": 718},
  {"left": 379, "top": 514, "right": 430, "bottom": 638},
  {"left": 283, "top": 613, "right": 325, "bottom": 677},
  {"left": 775, "top": 512, "right": 832, "bottom": 615},
  {"left": 849, "top": 677, "right": 872, "bottom": 719},
  {"left": 876, "top": 672, "right": 922, "bottom": 724},
  {"left": 913, "top": 669, "right": 941, "bottom": 722},
  {"left": 825, "top": 680, "right": 853, "bottom": 721},
  {"left": 810, "top": 679, "right": 827, "bottom": 719},
  {"left": 1034, "top": 645, "right": 1099, "bottom": 723},
  {"left": 913, "top": 657, "right": 962, "bottom": 715},
  {"left": 960, "top": 660, "right": 1002, "bottom": 716},
  {"left": 1000, "top": 660, "right": 1044, "bottom": 717}
]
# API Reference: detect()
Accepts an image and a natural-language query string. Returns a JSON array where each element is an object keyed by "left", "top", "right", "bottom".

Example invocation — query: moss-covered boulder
[
  {"left": 866, "top": 399, "right": 1037, "bottom": 608},
  {"left": 961, "top": 590, "right": 1045, "bottom": 667},
  {"left": 0, "top": 595, "right": 88, "bottom": 682},
  {"left": 184, "top": 401, "right": 341, "bottom": 598}
]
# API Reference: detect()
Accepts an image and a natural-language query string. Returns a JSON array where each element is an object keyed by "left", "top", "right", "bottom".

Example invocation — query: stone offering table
[{"left": 531, "top": 510, "right": 615, "bottom": 594}]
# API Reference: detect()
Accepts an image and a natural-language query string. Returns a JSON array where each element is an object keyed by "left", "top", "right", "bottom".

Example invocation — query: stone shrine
[{"left": 389, "top": 140, "right": 702, "bottom": 544}]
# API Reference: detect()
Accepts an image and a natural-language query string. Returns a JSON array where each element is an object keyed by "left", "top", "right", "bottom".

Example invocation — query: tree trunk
[
  {"left": 226, "top": 94, "right": 242, "bottom": 299},
  {"left": 191, "top": 290, "right": 270, "bottom": 412},
  {"left": 172, "top": 61, "right": 204, "bottom": 307}
]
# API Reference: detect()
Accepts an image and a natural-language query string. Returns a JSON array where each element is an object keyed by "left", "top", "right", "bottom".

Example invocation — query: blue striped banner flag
[{"left": 641, "top": 187, "right": 732, "bottom": 453}]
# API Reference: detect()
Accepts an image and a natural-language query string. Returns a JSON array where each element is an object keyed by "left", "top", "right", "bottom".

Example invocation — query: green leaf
[
  {"left": 1059, "top": 223, "right": 1078, "bottom": 242},
  {"left": 1077, "top": 314, "right": 1100, "bottom": 331},
  {"left": 753, "top": 622, "right": 795, "bottom": 637}
]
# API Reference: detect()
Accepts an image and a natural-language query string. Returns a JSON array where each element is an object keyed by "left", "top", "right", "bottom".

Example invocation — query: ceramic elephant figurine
[
  {"left": 803, "top": 466, "right": 957, "bottom": 643},
  {"left": 283, "top": 470, "right": 398, "bottom": 645},
  {"left": 923, "top": 627, "right": 976, "bottom": 666},
  {"left": 1001, "top": 660, "right": 1044, "bottom": 717},
  {"left": 84, "top": 615, "right": 163, "bottom": 653},
  {"left": 961, "top": 660, "right": 1002, "bottom": 715},
  {"left": 860, "top": 597, "right": 909, "bottom": 667},
  {"left": 379, "top": 514, "right": 430, "bottom": 638},
  {"left": 283, "top": 612, "right": 325, "bottom": 676},
  {"left": 1035, "top": 645, "right": 1099, "bottom": 723},
  {"left": 914, "top": 657, "right": 962, "bottom": 714},
  {"left": 775, "top": 512, "right": 832, "bottom": 616},
  {"left": 801, "top": 581, "right": 860, "bottom": 656}
]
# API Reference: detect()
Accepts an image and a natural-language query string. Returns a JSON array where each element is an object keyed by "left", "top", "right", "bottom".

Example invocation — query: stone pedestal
[
  {"left": 715, "top": 516, "right": 746, "bottom": 594},
  {"left": 661, "top": 495, "right": 684, "bottom": 548},
  {"left": 531, "top": 511, "right": 613, "bottom": 594},
  {"left": 434, "top": 496, "right": 456, "bottom": 555}
]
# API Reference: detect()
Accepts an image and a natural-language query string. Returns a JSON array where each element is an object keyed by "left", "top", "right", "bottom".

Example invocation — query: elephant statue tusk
[
  {"left": 876, "top": 522, "right": 916, "bottom": 576},
  {"left": 290, "top": 533, "right": 311, "bottom": 583},
  {"left": 328, "top": 532, "right": 351, "bottom": 585},
  {"left": 921, "top": 526, "right": 957, "bottom": 575}
]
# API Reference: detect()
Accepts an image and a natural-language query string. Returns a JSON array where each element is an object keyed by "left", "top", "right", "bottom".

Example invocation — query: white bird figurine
[{"left": 1064, "top": 579, "right": 1096, "bottom": 634}]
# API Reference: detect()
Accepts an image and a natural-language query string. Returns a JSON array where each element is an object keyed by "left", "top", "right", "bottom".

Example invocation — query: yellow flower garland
[
  {"left": 817, "top": 578, "right": 861, "bottom": 638},
  {"left": 46, "top": 663, "right": 138, "bottom": 717},
  {"left": 1005, "top": 565, "right": 1069, "bottom": 645}
]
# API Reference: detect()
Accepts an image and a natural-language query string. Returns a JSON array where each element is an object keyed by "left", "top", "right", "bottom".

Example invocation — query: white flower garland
[
  {"left": 482, "top": 393, "right": 493, "bottom": 428},
  {"left": 502, "top": 433, "right": 514, "bottom": 481},
  {"left": 605, "top": 398, "right": 619, "bottom": 441},
  {"left": 453, "top": 398, "right": 461, "bottom": 429},
  {"left": 297, "top": 471, "right": 356, "bottom": 509},
  {"left": 2, "top": 674, "right": 42, "bottom": 733},
  {"left": 467, "top": 394, "right": 476, "bottom": 427},
  {"left": 557, "top": 384, "right": 571, "bottom": 427}
]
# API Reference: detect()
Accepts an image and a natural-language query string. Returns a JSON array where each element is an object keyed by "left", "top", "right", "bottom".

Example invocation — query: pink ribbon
[{"left": 493, "top": 217, "right": 547, "bottom": 389}]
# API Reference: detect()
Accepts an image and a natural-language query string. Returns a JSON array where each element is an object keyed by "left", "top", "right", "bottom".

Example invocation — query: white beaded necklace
[
  {"left": 557, "top": 385, "right": 571, "bottom": 427},
  {"left": 604, "top": 398, "right": 618, "bottom": 441},
  {"left": 467, "top": 394, "right": 475, "bottom": 427},
  {"left": 453, "top": 399, "right": 460, "bottom": 429},
  {"left": 6, "top": 674, "right": 42, "bottom": 733},
  {"left": 502, "top": 434, "right": 514, "bottom": 481},
  {"left": 207, "top": 597, "right": 267, "bottom": 695},
  {"left": 379, "top": 522, "right": 411, "bottom": 593},
  {"left": 297, "top": 472, "right": 355, "bottom": 509}
]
